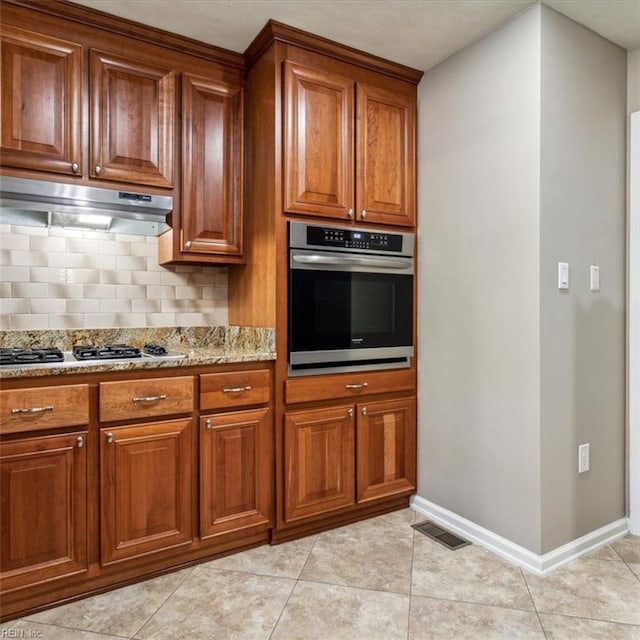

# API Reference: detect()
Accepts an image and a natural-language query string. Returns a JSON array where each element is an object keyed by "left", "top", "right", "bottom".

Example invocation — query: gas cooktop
[{"left": 0, "top": 343, "right": 185, "bottom": 368}]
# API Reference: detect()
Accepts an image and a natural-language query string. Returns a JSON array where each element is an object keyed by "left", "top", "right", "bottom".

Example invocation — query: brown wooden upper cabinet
[
  {"left": 284, "top": 61, "right": 416, "bottom": 227},
  {"left": 179, "top": 73, "right": 243, "bottom": 257},
  {"left": 0, "top": 25, "right": 82, "bottom": 176},
  {"left": 90, "top": 50, "right": 175, "bottom": 188},
  {"left": 0, "top": 25, "right": 175, "bottom": 189}
]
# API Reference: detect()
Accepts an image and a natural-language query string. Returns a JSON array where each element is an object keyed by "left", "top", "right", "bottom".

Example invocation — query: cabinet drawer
[
  {"left": 100, "top": 376, "right": 194, "bottom": 422},
  {"left": 200, "top": 369, "right": 270, "bottom": 410},
  {"left": 0, "top": 385, "right": 89, "bottom": 434},
  {"left": 285, "top": 368, "right": 415, "bottom": 405}
]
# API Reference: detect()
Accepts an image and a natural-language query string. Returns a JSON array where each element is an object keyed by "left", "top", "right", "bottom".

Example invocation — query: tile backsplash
[{"left": 0, "top": 224, "right": 228, "bottom": 330}]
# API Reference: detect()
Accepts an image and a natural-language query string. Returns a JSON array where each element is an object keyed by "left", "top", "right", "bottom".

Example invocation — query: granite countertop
[{"left": 0, "top": 326, "right": 275, "bottom": 379}]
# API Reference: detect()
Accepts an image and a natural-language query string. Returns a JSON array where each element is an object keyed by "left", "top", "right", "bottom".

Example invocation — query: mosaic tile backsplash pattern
[{"left": 0, "top": 224, "right": 229, "bottom": 330}]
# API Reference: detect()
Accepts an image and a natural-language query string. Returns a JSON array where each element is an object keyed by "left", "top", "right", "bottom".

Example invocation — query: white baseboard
[{"left": 410, "top": 495, "right": 629, "bottom": 576}]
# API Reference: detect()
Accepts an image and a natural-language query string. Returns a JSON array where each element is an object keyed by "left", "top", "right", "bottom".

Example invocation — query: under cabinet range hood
[{"left": 0, "top": 176, "right": 173, "bottom": 235}]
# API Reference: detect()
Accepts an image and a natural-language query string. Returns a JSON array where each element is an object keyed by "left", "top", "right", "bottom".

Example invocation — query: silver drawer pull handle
[
  {"left": 132, "top": 394, "right": 167, "bottom": 403},
  {"left": 222, "top": 386, "right": 252, "bottom": 393},
  {"left": 11, "top": 405, "right": 54, "bottom": 415},
  {"left": 345, "top": 383, "right": 368, "bottom": 390}
]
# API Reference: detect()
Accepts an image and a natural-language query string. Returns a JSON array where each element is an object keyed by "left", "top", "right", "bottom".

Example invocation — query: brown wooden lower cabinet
[
  {"left": 284, "top": 405, "right": 355, "bottom": 523},
  {"left": 100, "top": 419, "right": 193, "bottom": 565},
  {"left": 0, "top": 432, "right": 88, "bottom": 592},
  {"left": 200, "top": 408, "right": 272, "bottom": 538},
  {"left": 356, "top": 397, "right": 416, "bottom": 503},
  {"left": 283, "top": 396, "right": 416, "bottom": 525}
]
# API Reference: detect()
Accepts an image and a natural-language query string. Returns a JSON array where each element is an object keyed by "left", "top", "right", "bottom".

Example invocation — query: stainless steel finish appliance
[
  {"left": 0, "top": 176, "right": 173, "bottom": 235},
  {"left": 0, "top": 343, "right": 185, "bottom": 370},
  {"left": 288, "top": 221, "right": 414, "bottom": 376}
]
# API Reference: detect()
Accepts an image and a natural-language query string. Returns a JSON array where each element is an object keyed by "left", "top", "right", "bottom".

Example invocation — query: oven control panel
[{"left": 305, "top": 225, "right": 404, "bottom": 252}]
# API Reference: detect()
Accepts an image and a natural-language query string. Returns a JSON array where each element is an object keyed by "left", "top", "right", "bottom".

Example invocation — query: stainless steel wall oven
[{"left": 288, "top": 221, "right": 415, "bottom": 376}]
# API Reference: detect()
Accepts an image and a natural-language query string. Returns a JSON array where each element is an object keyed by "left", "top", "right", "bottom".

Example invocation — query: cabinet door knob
[
  {"left": 71, "top": 162, "right": 79, "bottom": 174},
  {"left": 205, "top": 418, "right": 212, "bottom": 430},
  {"left": 106, "top": 432, "right": 114, "bottom": 443},
  {"left": 347, "top": 408, "right": 354, "bottom": 418},
  {"left": 76, "top": 435, "right": 84, "bottom": 448},
  {"left": 185, "top": 240, "right": 192, "bottom": 249},
  {"left": 361, "top": 407, "right": 368, "bottom": 416},
  {"left": 348, "top": 208, "right": 354, "bottom": 218},
  {"left": 94, "top": 164, "right": 102, "bottom": 175},
  {"left": 361, "top": 209, "right": 367, "bottom": 219}
]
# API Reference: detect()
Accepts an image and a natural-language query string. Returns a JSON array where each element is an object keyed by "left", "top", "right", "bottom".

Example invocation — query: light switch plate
[
  {"left": 558, "top": 262, "right": 569, "bottom": 290},
  {"left": 590, "top": 265, "right": 600, "bottom": 291}
]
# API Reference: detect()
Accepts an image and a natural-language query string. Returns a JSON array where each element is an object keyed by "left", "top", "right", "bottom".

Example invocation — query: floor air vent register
[{"left": 412, "top": 521, "right": 471, "bottom": 550}]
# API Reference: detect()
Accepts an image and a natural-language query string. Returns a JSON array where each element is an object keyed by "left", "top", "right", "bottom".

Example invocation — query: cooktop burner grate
[
  {"left": 72, "top": 344, "right": 142, "bottom": 361},
  {"left": 0, "top": 347, "right": 64, "bottom": 365}
]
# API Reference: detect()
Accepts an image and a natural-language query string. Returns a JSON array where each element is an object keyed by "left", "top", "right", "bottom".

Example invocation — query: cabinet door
[
  {"left": 356, "top": 83, "right": 415, "bottom": 227},
  {"left": 90, "top": 50, "right": 175, "bottom": 187},
  {"left": 284, "top": 405, "right": 354, "bottom": 522},
  {"left": 356, "top": 397, "right": 416, "bottom": 503},
  {"left": 181, "top": 74, "right": 243, "bottom": 256},
  {"left": 0, "top": 26, "right": 82, "bottom": 176},
  {"left": 0, "top": 432, "right": 87, "bottom": 592},
  {"left": 100, "top": 419, "right": 192, "bottom": 565},
  {"left": 284, "top": 62, "right": 354, "bottom": 220},
  {"left": 200, "top": 408, "right": 271, "bottom": 539}
]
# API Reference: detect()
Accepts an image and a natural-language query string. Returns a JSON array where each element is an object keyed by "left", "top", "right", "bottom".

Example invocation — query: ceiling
[{"left": 72, "top": 0, "right": 640, "bottom": 71}]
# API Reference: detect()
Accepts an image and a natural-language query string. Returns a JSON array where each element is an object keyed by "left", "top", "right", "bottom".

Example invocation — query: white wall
[
  {"left": 629, "top": 48, "right": 640, "bottom": 113},
  {"left": 539, "top": 6, "right": 627, "bottom": 552},
  {"left": 417, "top": 4, "right": 627, "bottom": 555},
  {"left": 417, "top": 4, "right": 542, "bottom": 552},
  {"left": 627, "top": 48, "right": 640, "bottom": 534}
]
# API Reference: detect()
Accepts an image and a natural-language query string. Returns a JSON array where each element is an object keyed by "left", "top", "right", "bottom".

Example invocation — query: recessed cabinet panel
[
  {"left": 0, "top": 26, "right": 82, "bottom": 175},
  {"left": 200, "top": 409, "right": 271, "bottom": 538},
  {"left": 100, "top": 419, "right": 192, "bottom": 565},
  {"left": 0, "top": 433, "right": 88, "bottom": 592},
  {"left": 356, "top": 397, "right": 416, "bottom": 503},
  {"left": 181, "top": 74, "right": 243, "bottom": 255},
  {"left": 90, "top": 50, "right": 175, "bottom": 187},
  {"left": 284, "top": 62, "right": 354, "bottom": 219},
  {"left": 356, "top": 83, "right": 415, "bottom": 227},
  {"left": 284, "top": 405, "right": 355, "bottom": 522}
]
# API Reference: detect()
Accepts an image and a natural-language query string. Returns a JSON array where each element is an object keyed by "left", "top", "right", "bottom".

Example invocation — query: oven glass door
[{"left": 289, "top": 265, "right": 413, "bottom": 355}]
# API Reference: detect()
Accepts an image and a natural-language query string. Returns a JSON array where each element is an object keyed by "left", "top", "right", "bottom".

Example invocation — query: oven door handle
[{"left": 292, "top": 254, "right": 411, "bottom": 270}]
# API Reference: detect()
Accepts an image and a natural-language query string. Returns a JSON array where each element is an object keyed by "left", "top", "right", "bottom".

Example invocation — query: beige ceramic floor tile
[
  {"left": 408, "top": 595, "right": 545, "bottom": 639},
  {"left": 539, "top": 613, "right": 640, "bottom": 639},
  {"left": 629, "top": 563, "right": 640, "bottom": 579},
  {"left": 202, "top": 535, "right": 318, "bottom": 579},
  {"left": 411, "top": 533, "right": 534, "bottom": 610},
  {"left": 271, "top": 580, "right": 409, "bottom": 640},
  {"left": 299, "top": 508, "right": 414, "bottom": 593},
  {"left": 26, "top": 568, "right": 192, "bottom": 637},
  {"left": 612, "top": 535, "right": 640, "bottom": 563},
  {"left": 524, "top": 558, "right": 640, "bottom": 625},
  {"left": 587, "top": 544, "right": 624, "bottom": 561},
  {"left": 135, "top": 567, "right": 294, "bottom": 639},
  {"left": 11, "top": 620, "right": 128, "bottom": 639}
]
